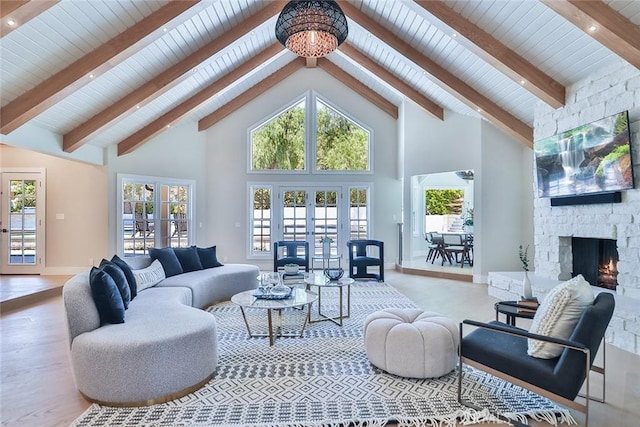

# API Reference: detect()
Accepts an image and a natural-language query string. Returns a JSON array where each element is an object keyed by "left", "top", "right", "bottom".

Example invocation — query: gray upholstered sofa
[{"left": 63, "top": 256, "right": 259, "bottom": 405}]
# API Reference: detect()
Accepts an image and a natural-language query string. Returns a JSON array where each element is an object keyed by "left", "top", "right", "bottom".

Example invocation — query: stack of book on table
[{"left": 517, "top": 298, "right": 539, "bottom": 313}]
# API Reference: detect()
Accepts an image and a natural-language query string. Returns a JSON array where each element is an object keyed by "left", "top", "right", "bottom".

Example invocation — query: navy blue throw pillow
[
  {"left": 149, "top": 247, "right": 183, "bottom": 277},
  {"left": 110, "top": 254, "right": 137, "bottom": 300},
  {"left": 89, "top": 267, "right": 125, "bottom": 325},
  {"left": 173, "top": 246, "right": 203, "bottom": 272},
  {"left": 99, "top": 259, "right": 131, "bottom": 309},
  {"left": 197, "top": 246, "right": 224, "bottom": 269}
]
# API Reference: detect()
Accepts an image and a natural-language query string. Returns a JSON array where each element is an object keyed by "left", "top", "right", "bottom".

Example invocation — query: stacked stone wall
[{"left": 532, "top": 60, "right": 640, "bottom": 354}]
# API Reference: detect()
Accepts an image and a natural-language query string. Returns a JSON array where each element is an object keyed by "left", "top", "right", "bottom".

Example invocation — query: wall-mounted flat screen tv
[{"left": 534, "top": 111, "right": 634, "bottom": 198}]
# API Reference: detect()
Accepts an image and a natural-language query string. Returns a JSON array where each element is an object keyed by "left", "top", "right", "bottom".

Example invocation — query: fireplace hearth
[{"left": 572, "top": 237, "right": 618, "bottom": 290}]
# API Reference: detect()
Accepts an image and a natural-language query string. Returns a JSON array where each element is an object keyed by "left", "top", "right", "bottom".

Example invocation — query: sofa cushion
[
  {"left": 197, "top": 245, "right": 223, "bottom": 269},
  {"left": 132, "top": 259, "right": 166, "bottom": 292},
  {"left": 174, "top": 246, "right": 203, "bottom": 272},
  {"left": 528, "top": 274, "right": 594, "bottom": 359},
  {"left": 89, "top": 267, "right": 125, "bottom": 325},
  {"left": 111, "top": 254, "right": 137, "bottom": 299},
  {"left": 149, "top": 247, "right": 183, "bottom": 277},
  {"left": 99, "top": 260, "right": 131, "bottom": 309}
]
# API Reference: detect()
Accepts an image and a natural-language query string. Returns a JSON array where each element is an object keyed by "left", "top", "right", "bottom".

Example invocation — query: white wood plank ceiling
[{"left": 1, "top": 0, "right": 639, "bottom": 155}]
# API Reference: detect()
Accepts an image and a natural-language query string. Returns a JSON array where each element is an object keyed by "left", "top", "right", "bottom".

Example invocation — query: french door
[
  {"left": 0, "top": 171, "right": 46, "bottom": 274},
  {"left": 280, "top": 187, "right": 341, "bottom": 258}
]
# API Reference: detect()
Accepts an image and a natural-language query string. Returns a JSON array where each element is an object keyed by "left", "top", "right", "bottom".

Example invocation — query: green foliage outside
[
  {"left": 251, "top": 99, "right": 369, "bottom": 171},
  {"left": 315, "top": 102, "right": 368, "bottom": 171},
  {"left": 614, "top": 112, "right": 628, "bottom": 135},
  {"left": 10, "top": 180, "right": 36, "bottom": 212},
  {"left": 252, "top": 105, "right": 305, "bottom": 170},
  {"left": 425, "top": 189, "right": 464, "bottom": 215}
]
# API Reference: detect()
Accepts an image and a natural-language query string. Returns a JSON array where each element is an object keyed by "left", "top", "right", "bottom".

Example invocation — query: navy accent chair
[
  {"left": 273, "top": 241, "right": 310, "bottom": 272},
  {"left": 458, "top": 292, "right": 614, "bottom": 427},
  {"left": 346, "top": 240, "right": 384, "bottom": 282}
]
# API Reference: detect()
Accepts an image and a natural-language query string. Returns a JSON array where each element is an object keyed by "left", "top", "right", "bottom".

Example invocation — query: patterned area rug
[{"left": 72, "top": 282, "right": 575, "bottom": 426}]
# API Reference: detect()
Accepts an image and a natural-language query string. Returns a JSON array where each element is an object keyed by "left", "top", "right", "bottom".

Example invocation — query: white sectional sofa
[{"left": 63, "top": 256, "right": 259, "bottom": 405}]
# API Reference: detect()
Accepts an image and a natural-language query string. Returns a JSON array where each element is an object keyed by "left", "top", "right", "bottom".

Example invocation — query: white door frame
[{"left": 0, "top": 168, "right": 46, "bottom": 274}]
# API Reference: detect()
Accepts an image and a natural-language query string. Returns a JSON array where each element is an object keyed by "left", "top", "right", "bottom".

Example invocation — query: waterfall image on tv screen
[{"left": 534, "top": 111, "right": 634, "bottom": 198}]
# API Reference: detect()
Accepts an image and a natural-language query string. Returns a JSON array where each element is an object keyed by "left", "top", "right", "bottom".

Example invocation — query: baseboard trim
[{"left": 394, "top": 264, "right": 473, "bottom": 282}]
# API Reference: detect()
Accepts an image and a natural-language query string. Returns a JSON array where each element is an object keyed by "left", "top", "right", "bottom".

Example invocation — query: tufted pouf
[{"left": 363, "top": 308, "right": 459, "bottom": 378}]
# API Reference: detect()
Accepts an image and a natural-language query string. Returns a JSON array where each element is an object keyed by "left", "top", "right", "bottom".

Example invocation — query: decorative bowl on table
[
  {"left": 324, "top": 268, "right": 344, "bottom": 281},
  {"left": 284, "top": 263, "right": 299, "bottom": 274}
]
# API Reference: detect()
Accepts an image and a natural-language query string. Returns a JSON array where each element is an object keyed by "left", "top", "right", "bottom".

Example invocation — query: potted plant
[{"left": 519, "top": 245, "right": 533, "bottom": 299}]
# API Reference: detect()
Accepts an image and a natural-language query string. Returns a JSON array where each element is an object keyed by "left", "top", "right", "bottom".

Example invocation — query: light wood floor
[{"left": 1, "top": 271, "right": 638, "bottom": 426}]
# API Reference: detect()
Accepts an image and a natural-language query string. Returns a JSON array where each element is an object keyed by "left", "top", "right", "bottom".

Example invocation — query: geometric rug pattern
[{"left": 72, "top": 282, "right": 575, "bottom": 426}]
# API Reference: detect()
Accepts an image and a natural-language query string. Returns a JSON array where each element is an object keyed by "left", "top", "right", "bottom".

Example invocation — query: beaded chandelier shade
[{"left": 275, "top": 0, "right": 348, "bottom": 58}]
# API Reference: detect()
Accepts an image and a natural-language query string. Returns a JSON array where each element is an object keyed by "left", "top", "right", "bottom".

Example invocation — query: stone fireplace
[{"left": 530, "top": 60, "right": 640, "bottom": 355}]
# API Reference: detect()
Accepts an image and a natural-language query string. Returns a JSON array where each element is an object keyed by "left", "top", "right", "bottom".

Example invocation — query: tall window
[
  {"left": 349, "top": 187, "right": 369, "bottom": 239},
  {"left": 251, "top": 186, "right": 272, "bottom": 255},
  {"left": 119, "top": 175, "right": 194, "bottom": 257},
  {"left": 249, "top": 93, "right": 372, "bottom": 173},
  {"left": 251, "top": 99, "right": 305, "bottom": 171},
  {"left": 316, "top": 99, "right": 369, "bottom": 171}
]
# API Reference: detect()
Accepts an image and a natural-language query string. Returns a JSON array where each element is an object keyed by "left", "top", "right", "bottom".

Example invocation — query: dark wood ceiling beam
[
  {"left": 414, "top": 0, "right": 566, "bottom": 108},
  {"left": 0, "top": 1, "right": 200, "bottom": 135},
  {"left": 1, "top": 1, "right": 58, "bottom": 38},
  {"left": 64, "top": 1, "right": 287, "bottom": 153},
  {"left": 340, "top": 1, "right": 532, "bottom": 147},
  {"left": 339, "top": 43, "right": 443, "bottom": 120},
  {"left": 198, "top": 58, "right": 306, "bottom": 132},
  {"left": 318, "top": 60, "right": 398, "bottom": 119},
  {"left": 117, "top": 44, "right": 284, "bottom": 156},
  {"left": 540, "top": 0, "right": 640, "bottom": 70}
]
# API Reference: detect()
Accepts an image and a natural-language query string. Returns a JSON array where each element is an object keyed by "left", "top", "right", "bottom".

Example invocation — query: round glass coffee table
[
  {"left": 231, "top": 288, "right": 317, "bottom": 346},
  {"left": 304, "top": 273, "right": 354, "bottom": 326}
]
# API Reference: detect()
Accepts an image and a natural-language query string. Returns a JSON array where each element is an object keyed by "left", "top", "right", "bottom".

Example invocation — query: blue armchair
[
  {"left": 346, "top": 239, "right": 384, "bottom": 282},
  {"left": 458, "top": 292, "right": 614, "bottom": 426},
  {"left": 273, "top": 241, "right": 310, "bottom": 272}
]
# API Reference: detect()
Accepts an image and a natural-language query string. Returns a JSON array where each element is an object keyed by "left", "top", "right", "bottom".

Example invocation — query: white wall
[
  {"left": 0, "top": 144, "right": 108, "bottom": 273},
  {"left": 203, "top": 68, "right": 401, "bottom": 269},
  {"left": 400, "top": 102, "right": 533, "bottom": 282},
  {"left": 104, "top": 121, "right": 209, "bottom": 253}
]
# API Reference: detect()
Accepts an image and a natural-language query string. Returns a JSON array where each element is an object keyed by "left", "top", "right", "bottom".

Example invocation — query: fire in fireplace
[{"left": 572, "top": 237, "right": 618, "bottom": 290}]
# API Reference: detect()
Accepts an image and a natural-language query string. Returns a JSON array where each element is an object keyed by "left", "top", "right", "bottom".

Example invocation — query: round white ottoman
[{"left": 363, "top": 308, "right": 459, "bottom": 378}]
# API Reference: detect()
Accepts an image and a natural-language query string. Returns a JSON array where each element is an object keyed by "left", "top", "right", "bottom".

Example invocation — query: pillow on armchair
[{"left": 527, "top": 274, "right": 594, "bottom": 359}]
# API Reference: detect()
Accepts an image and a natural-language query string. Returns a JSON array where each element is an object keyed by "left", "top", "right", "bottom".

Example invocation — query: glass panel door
[
  {"left": 1, "top": 172, "right": 45, "bottom": 273},
  {"left": 281, "top": 189, "right": 308, "bottom": 242},
  {"left": 312, "top": 189, "right": 339, "bottom": 256}
]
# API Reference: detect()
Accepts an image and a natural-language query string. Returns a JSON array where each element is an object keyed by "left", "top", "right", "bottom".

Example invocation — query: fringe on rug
[{"left": 502, "top": 408, "right": 577, "bottom": 426}]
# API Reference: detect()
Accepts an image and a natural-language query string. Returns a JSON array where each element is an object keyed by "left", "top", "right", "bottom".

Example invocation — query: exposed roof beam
[
  {"left": 64, "top": 1, "right": 287, "bottom": 153},
  {"left": 0, "top": 1, "right": 201, "bottom": 135},
  {"left": 413, "top": 0, "right": 565, "bottom": 108},
  {"left": 318, "top": 60, "right": 398, "bottom": 119},
  {"left": 339, "top": 43, "right": 443, "bottom": 120},
  {"left": 117, "top": 44, "right": 284, "bottom": 156},
  {"left": 198, "top": 58, "right": 305, "bottom": 132},
  {"left": 340, "top": 1, "right": 532, "bottom": 147},
  {"left": 306, "top": 57, "right": 318, "bottom": 68},
  {"left": 1, "top": 1, "right": 58, "bottom": 38},
  {"left": 540, "top": 0, "right": 640, "bottom": 70}
]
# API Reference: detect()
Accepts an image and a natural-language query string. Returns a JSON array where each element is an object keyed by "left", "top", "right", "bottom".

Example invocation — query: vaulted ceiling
[{"left": 1, "top": 0, "right": 639, "bottom": 157}]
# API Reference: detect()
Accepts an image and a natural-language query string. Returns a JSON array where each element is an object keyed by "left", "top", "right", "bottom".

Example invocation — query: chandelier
[{"left": 275, "top": 0, "right": 348, "bottom": 58}]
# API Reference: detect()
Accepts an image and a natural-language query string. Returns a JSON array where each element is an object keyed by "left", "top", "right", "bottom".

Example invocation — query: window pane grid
[
  {"left": 283, "top": 190, "right": 307, "bottom": 242},
  {"left": 252, "top": 187, "right": 271, "bottom": 254},
  {"left": 349, "top": 188, "right": 368, "bottom": 240}
]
